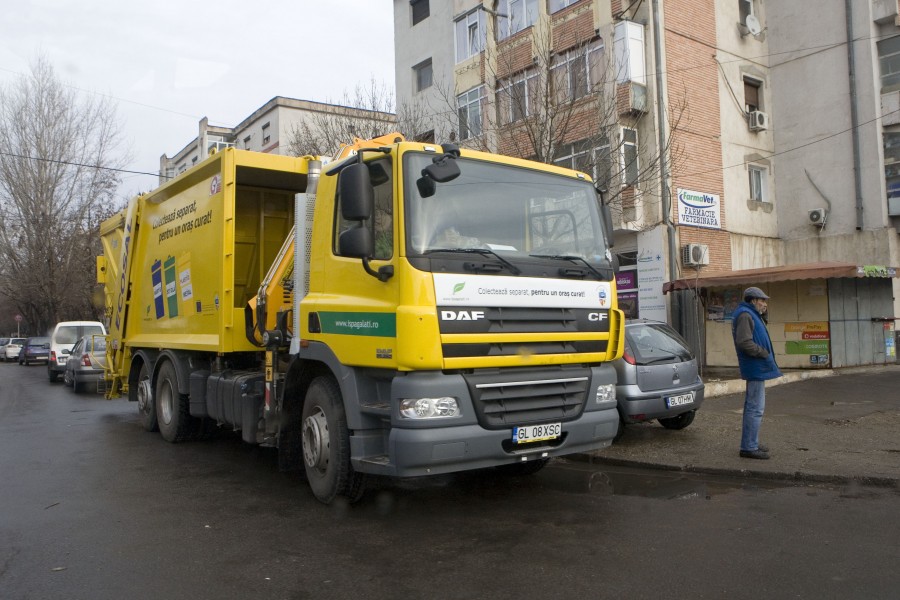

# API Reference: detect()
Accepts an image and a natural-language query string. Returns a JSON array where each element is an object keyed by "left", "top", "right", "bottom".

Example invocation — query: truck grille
[
  {"left": 463, "top": 366, "right": 591, "bottom": 429},
  {"left": 439, "top": 306, "right": 611, "bottom": 360}
]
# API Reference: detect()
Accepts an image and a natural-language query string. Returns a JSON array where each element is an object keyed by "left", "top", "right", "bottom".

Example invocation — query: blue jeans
[{"left": 741, "top": 380, "right": 766, "bottom": 452}]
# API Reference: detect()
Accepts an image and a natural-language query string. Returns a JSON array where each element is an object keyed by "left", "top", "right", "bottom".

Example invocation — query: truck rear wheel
[
  {"left": 156, "top": 361, "right": 192, "bottom": 442},
  {"left": 301, "top": 376, "right": 365, "bottom": 504},
  {"left": 132, "top": 362, "right": 158, "bottom": 432}
]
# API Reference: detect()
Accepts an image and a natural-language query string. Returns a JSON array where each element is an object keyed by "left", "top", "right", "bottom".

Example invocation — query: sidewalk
[{"left": 585, "top": 364, "right": 900, "bottom": 487}]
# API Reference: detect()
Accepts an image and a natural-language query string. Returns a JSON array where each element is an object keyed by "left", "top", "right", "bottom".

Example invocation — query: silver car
[
  {"left": 613, "top": 319, "right": 705, "bottom": 438},
  {"left": 63, "top": 335, "right": 107, "bottom": 393}
]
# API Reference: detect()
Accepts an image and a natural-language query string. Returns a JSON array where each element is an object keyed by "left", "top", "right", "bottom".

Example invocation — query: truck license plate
[
  {"left": 665, "top": 393, "right": 693, "bottom": 408},
  {"left": 512, "top": 422, "right": 561, "bottom": 444}
]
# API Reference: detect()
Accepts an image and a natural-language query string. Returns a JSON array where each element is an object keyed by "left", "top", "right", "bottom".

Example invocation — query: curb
[
  {"left": 573, "top": 455, "right": 900, "bottom": 489},
  {"left": 703, "top": 363, "right": 900, "bottom": 398}
]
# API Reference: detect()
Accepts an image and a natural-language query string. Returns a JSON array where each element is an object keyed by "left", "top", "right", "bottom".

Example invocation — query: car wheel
[
  {"left": 48, "top": 367, "right": 59, "bottom": 383},
  {"left": 301, "top": 376, "right": 365, "bottom": 504},
  {"left": 72, "top": 373, "right": 83, "bottom": 393},
  {"left": 155, "top": 361, "right": 192, "bottom": 442},
  {"left": 63, "top": 368, "right": 73, "bottom": 387},
  {"left": 658, "top": 410, "right": 696, "bottom": 430}
]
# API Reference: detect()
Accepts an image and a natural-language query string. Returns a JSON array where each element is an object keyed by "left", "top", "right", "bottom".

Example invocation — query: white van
[{"left": 48, "top": 321, "right": 106, "bottom": 382}]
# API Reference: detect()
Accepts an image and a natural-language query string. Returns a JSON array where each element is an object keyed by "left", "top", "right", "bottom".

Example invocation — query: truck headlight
[
  {"left": 595, "top": 383, "right": 616, "bottom": 404},
  {"left": 399, "top": 397, "right": 460, "bottom": 419}
]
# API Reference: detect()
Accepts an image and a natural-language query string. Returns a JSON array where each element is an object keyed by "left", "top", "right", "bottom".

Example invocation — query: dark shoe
[
  {"left": 740, "top": 449, "right": 770, "bottom": 460},
  {"left": 757, "top": 444, "right": 769, "bottom": 453}
]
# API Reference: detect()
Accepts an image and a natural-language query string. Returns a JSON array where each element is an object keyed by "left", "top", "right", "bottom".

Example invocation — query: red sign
[{"left": 802, "top": 332, "right": 829, "bottom": 340}]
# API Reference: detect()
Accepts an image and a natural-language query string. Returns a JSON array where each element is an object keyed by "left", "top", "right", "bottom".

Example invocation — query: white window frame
[
  {"left": 551, "top": 40, "right": 604, "bottom": 103},
  {"left": 497, "top": 0, "right": 538, "bottom": 41},
  {"left": 553, "top": 138, "right": 612, "bottom": 188},
  {"left": 498, "top": 68, "right": 539, "bottom": 124},
  {"left": 549, "top": 0, "right": 580, "bottom": 13},
  {"left": 621, "top": 128, "right": 638, "bottom": 187},
  {"left": 457, "top": 86, "right": 484, "bottom": 140},
  {"left": 413, "top": 58, "right": 433, "bottom": 93},
  {"left": 455, "top": 9, "right": 486, "bottom": 63},
  {"left": 749, "top": 164, "right": 768, "bottom": 202}
]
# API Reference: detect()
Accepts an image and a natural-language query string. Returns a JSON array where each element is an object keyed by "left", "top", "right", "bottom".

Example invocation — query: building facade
[
  {"left": 393, "top": 0, "right": 900, "bottom": 368},
  {"left": 159, "top": 96, "right": 396, "bottom": 183}
]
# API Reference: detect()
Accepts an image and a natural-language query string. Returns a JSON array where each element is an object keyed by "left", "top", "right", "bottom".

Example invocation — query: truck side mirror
[
  {"left": 338, "top": 225, "right": 373, "bottom": 258},
  {"left": 416, "top": 153, "right": 461, "bottom": 198},
  {"left": 339, "top": 163, "right": 374, "bottom": 221}
]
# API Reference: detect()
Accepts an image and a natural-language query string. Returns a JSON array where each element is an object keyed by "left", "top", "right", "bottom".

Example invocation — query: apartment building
[
  {"left": 159, "top": 96, "right": 396, "bottom": 182},
  {"left": 394, "top": 0, "right": 900, "bottom": 368}
]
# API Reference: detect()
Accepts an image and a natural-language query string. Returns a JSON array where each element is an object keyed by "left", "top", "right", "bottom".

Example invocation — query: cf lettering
[{"left": 588, "top": 312, "right": 608, "bottom": 322}]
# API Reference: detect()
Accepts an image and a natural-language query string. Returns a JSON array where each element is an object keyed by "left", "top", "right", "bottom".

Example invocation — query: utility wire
[{"left": 0, "top": 151, "right": 160, "bottom": 179}]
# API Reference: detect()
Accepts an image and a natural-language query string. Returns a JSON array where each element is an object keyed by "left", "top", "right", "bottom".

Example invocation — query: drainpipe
[
  {"left": 651, "top": 0, "right": 681, "bottom": 330},
  {"left": 845, "top": 0, "right": 864, "bottom": 230}
]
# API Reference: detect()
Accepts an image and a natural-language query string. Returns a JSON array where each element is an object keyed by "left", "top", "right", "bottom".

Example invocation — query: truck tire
[
  {"left": 301, "top": 376, "right": 366, "bottom": 504},
  {"left": 132, "top": 362, "right": 158, "bottom": 432},
  {"left": 155, "top": 360, "right": 192, "bottom": 442}
]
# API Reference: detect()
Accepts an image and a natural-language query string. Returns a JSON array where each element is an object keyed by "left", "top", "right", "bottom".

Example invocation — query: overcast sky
[{"left": 0, "top": 0, "right": 396, "bottom": 196}]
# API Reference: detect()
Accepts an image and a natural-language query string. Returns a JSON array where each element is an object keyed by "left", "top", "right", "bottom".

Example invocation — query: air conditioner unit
[
  {"left": 809, "top": 208, "right": 828, "bottom": 227},
  {"left": 682, "top": 243, "right": 709, "bottom": 267},
  {"left": 748, "top": 110, "right": 768, "bottom": 131}
]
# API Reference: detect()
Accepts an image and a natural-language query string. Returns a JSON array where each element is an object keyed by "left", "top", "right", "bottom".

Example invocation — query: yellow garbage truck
[{"left": 98, "top": 136, "right": 624, "bottom": 503}]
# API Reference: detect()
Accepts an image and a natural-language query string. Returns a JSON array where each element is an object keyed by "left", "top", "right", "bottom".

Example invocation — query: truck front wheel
[
  {"left": 301, "top": 377, "right": 365, "bottom": 504},
  {"left": 156, "top": 361, "right": 192, "bottom": 442}
]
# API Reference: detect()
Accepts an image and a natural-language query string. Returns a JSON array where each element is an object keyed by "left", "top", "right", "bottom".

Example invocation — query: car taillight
[
  {"left": 81, "top": 353, "right": 92, "bottom": 367},
  {"left": 623, "top": 349, "right": 636, "bottom": 365}
]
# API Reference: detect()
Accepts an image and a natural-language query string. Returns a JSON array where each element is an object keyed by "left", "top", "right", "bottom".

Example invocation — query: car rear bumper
[{"left": 617, "top": 381, "right": 705, "bottom": 423}]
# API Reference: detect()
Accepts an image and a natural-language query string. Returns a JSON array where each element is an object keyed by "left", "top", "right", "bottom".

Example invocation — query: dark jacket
[{"left": 732, "top": 302, "right": 782, "bottom": 381}]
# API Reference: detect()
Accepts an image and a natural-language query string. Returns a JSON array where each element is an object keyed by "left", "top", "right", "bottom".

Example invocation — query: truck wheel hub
[
  {"left": 302, "top": 408, "right": 330, "bottom": 471},
  {"left": 137, "top": 379, "right": 153, "bottom": 413}
]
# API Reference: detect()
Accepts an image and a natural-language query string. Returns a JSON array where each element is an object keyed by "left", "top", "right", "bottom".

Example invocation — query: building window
[
  {"left": 497, "top": 0, "right": 538, "bottom": 41},
  {"left": 553, "top": 138, "right": 612, "bottom": 190},
  {"left": 749, "top": 165, "right": 768, "bottom": 202},
  {"left": 411, "top": 0, "right": 429, "bottom": 25},
  {"left": 552, "top": 40, "right": 604, "bottom": 103},
  {"left": 262, "top": 122, "right": 271, "bottom": 145},
  {"left": 878, "top": 36, "right": 900, "bottom": 90},
  {"left": 743, "top": 77, "right": 762, "bottom": 112},
  {"left": 414, "top": 130, "right": 435, "bottom": 143},
  {"left": 455, "top": 9, "right": 486, "bottom": 63},
  {"left": 622, "top": 128, "right": 638, "bottom": 186},
  {"left": 548, "top": 0, "right": 580, "bottom": 13},
  {"left": 243, "top": 135, "right": 251, "bottom": 149},
  {"left": 739, "top": 0, "right": 755, "bottom": 22},
  {"left": 413, "top": 58, "right": 433, "bottom": 92},
  {"left": 498, "top": 68, "right": 539, "bottom": 124},
  {"left": 457, "top": 86, "right": 484, "bottom": 140}
]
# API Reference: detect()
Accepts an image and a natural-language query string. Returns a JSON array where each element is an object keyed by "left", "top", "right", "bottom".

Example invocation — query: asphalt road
[{"left": 1, "top": 363, "right": 898, "bottom": 600}]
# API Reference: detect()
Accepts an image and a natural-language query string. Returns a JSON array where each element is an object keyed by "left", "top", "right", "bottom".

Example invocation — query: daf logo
[
  {"left": 588, "top": 312, "right": 608, "bottom": 322},
  {"left": 441, "top": 310, "right": 485, "bottom": 321}
]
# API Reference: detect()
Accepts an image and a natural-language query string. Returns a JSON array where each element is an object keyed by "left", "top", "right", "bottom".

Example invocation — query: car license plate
[
  {"left": 665, "top": 393, "right": 693, "bottom": 408},
  {"left": 512, "top": 422, "right": 561, "bottom": 444}
]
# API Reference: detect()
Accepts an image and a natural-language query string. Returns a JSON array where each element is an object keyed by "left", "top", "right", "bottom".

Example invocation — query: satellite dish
[{"left": 744, "top": 14, "right": 762, "bottom": 36}]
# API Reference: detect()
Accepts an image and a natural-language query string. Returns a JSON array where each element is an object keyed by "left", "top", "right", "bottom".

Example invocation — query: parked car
[
  {"left": 47, "top": 321, "right": 106, "bottom": 382},
  {"left": 63, "top": 335, "right": 107, "bottom": 393},
  {"left": 4, "top": 338, "right": 26, "bottom": 362},
  {"left": 613, "top": 319, "right": 705, "bottom": 438},
  {"left": 19, "top": 336, "right": 50, "bottom": 366}
]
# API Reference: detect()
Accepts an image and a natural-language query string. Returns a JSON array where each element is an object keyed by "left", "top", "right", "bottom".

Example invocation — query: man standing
[{"left": 731, "top": 287, "right": 782, "bottom": 459}]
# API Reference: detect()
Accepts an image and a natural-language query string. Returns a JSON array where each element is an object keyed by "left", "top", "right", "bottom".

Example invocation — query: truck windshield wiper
[
  {"left": 529, "top": 254, "right": 604, "bottom": 280},
  {"left": 424, "top": 248, "right": 521, "bottom": 275}
]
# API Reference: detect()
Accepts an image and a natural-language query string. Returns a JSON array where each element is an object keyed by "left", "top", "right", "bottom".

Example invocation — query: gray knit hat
[{"left": 743, "top": 286, "right": 770, "bottom": 301}]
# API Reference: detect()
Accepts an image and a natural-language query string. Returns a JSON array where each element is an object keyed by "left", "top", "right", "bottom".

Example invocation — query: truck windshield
[{"left": 403, "top": 152, "right": 610, "bottom": 267}]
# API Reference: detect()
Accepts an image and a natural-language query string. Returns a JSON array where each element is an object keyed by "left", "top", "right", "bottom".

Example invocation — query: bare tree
[
  {"left": 286, "top": 78, "right": 432, "bottom": 158},
  {"left": 426, "top": 12, "right": 686, "bottom": 228},
  {"left": 0, "top": 56, "right": 128, "bottom": 334}
]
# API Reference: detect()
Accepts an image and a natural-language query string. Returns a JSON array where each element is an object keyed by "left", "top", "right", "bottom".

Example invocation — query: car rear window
[
  {"left": 54, "top": 327, "right": 81, "bottom": 344},
  {"left": 625, "top": 323, "right": 693, "bottom": 364},
  {"left": 28, "top": 337, "right": 50, "bottom": 346}
]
